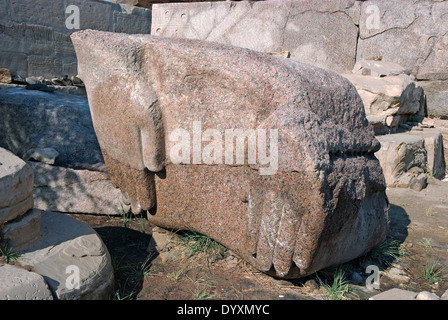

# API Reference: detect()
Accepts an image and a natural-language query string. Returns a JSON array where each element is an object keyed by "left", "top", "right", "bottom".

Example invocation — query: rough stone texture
[
  {"left": 357, "top": 0, "right": 448, "bottom": 82},
  {"left": 432, "top": 118, "right": 448, "bottom": 166},
  {"left": 0, "top": 86, "right": 103, "bottom": 168},
  {"left": 374, "top": 134, "right": 426, "bottom": 188},
  {"left": 19, "top": 211, "right": 114, "bottom": 300},
  {"left": 375, "top": 127, "right": 446, "bottom": 188},
  {"left": 343, "top": 73, "right": 425, "bottom": 135},
  {"left": 1, "top": 209, "right": 42, "bottom": 252},
  {"left": 416, "top": 291, "right": 440, "bottom": 300},
  {"left": 24, "top": 147, "right": 60, "bottom": 165},
  {"left": 415, "top": 128, "right": 446, "bottom": 179},
  {"left": 0, "top": 147, "right": 34, "bottom": 224},
  {"left": 441, "top": 289, "right": 448, "bottom": 300},
  {"left": 151, "top": 0, "right": 360, "bottom": 74},
  {"left": 0, "top": 68, "right": 12, "bottom": 84},
  {"left": 369, "top": 288, "right": 418, "bottom": 300},
  {"left": 352, "top": 59, "right": 411, "bottom": 78},
  {"left": 72, "top": 30, "right": 389, "bottom": 278},
  {"left": 29, "top": 162, "right": 128, "bottom": 215},
  {"left": 111, "top": 0, "right": 223, "bottom": 9},
  {"left": 0, "top": 0, "right": 152, "bottom": 79},
  {"left": 0, "top": 264, "right": 53, "bottom": 300}
]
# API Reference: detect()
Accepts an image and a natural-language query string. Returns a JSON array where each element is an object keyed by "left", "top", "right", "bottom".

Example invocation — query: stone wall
[
  {"left": 151, "top": 0, "right": 448, "bottom": 119},
  {"left": 0, "top": 0, "right": 152, "bottom": 79}
]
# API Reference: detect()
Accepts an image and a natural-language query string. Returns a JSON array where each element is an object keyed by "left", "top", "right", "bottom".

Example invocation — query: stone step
[
  {"left": 17, "top": 211, "right": 114, "bottom": 300},
  {"left": 1, "top": 209, "right": 41, "bottom": 252},
  {"left": 0, "top": 148, "right": 34, "bottom": 224}
]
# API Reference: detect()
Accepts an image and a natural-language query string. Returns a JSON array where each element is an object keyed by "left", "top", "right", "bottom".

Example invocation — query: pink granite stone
[{"left": 71, "top": 30, "right": 389, "bottom": 278}]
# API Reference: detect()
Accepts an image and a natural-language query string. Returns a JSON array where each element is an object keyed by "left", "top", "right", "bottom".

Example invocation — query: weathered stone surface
[
  {"left": 0, "top": 0, "right": 152, "bottom": 79},
  {"left": 112, "top": 0, "right": 226, "bottom": 10},
  {"left": 151, "top": 0, "right": 360, "bottom": 74},
  {"left": 432, "top": 118, "right": 448, "bottom": 166},
  {"left": 29, "top": 162, "right": 128, "bottom": 215},
  {"left": 343, "top": 73, "right": 425, "bottom": 134},
  {"left": 0, "top": 68, "right": 12, "bottom": 84},
  {"left": 0, "top": 86, "right": 103, "bottom": 168},
  {"left": 375, "top": 128, "right": 446, "bottom": 188},
  {"left": 24, "top": 147, "right": 60, "bottom": 165},
  {"left": 357, "top": 0, "right": 448, "bottom": 81},
  {"left": 1, "top": 209, "right": 41, "bottom": 252},
  {"left": 376, "top": 134, "right": 427, "bottom": 188},
  {"left": 441, "top": 289, "right": 448, "bottom": 300},
  {"left": 0, "top": 264, "right": 53, "bottom": 300},
  {"left": 72, "top": 30, "right": 389, "bottom": 278},
  {"left": 0, "top": 147, "right": 34, "bottom": 223},
  {"left": 352, "top": 59, "right": 411, "bottom": 78},
  {"left": 425, "top": 90, "right": 448, "bottom": 119},
  {"left": 416, "top": 291, "right": 440, "bottom": 300},
  {"left": 416, "top": 128, "right": 446, "bottom": 179},
  {"left": 19, "top": 211, "right": 114, "bottom": 300},
  {"left": 369, "top": 288, "right": 418, "bottom": 300}
]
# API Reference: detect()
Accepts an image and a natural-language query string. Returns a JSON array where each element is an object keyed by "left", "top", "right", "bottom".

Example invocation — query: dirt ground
[{"left": 67, "top": 177, "right": 448, "bottom": 300}]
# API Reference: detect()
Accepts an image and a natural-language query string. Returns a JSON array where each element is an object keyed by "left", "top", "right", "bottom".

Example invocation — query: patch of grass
[
  {"left": 419, "top": 238, "right": 433, "bottom": 249},
  {"left": 122, "top": 253, "right": 156, "bottom": 281},
  {"left": 167, "top": 269, "right": 184, "bottom": 281},
  {"left": 0, "top": 245, "right": 19, "bottom": 264},
  {"left": 317, "top": 268, "right": 357, "bottom": 300},
  {"left": 422, "top": 260, "right": 446, "bottom": 285},
  {"left": 192, "top": 287, "right": 213, "bottom": 300},
  {"left": 121, "top": 209, "right": 132, "bottom": 228},
  {"left": 180, "top": 231, "right": 228, "bottom": 259},
  {"left": 362, "top": 239, "right": 408, "bottom": 267},
  {"left": 113, "top": 283, "right": 135, "bottom": 300},
  {"left": 425, "top": 207, "right": 437, "bottom": 217},
  {"left": 186, "top": 274, "right": 215, "bottom": 300}
]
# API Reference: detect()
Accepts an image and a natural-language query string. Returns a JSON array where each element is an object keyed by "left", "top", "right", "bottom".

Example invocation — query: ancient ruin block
[{"left": 71, "top": 30, "right": 389, "bottom": 278}]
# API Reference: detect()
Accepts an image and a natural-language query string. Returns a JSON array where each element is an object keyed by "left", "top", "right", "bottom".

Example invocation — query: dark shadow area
[
  {"left": 387, "top": 203, "right": 411, "bottom": 244},
  {"left": 94, "top": 219, "right": 155, "bottom": 300}
]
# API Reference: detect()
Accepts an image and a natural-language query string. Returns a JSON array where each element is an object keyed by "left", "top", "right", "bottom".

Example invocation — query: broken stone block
[
  {"left": 19, "top": 211, "right": 115, "bottom": 300},
  {"left": 375, "top": 127, "right": 446, "bottom": 189},
  {"left": 352, "top": 59, "right": 410, "bottom": 78},
  {"left": 0, "top": 68, "right": 12, "bottom": 84},
  {"left": 29, "top": 162, "right": 128, "bottom": 216},
  {"left": 343, "top": 73, "right": 425, "bottom": 134},
  {"left": 413, "top": 128, "right": 446, "bottom": 179},
  {"left": 71, "top": 30, "right": 389, "bottom": 279},
  {"left": 0, "top": 264, "right": 53, "bottom": 300},
  {"left": 409, "top": 173, "right": 428, "bottom": 192},
  {"left": 375, "top": 134, "right": 427, "bottom": 187},
  {"left": 24, "top": 147, "right": 59, "bottom": 165},
  {"left": 1, "top": 209, "right": 41, "bottom": 252},
  {"left": 0, "top": 87, "right": 103, "bottom": 168},
  {"left": 0, "top": 147, "right": 34, "bottom": 224}
]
